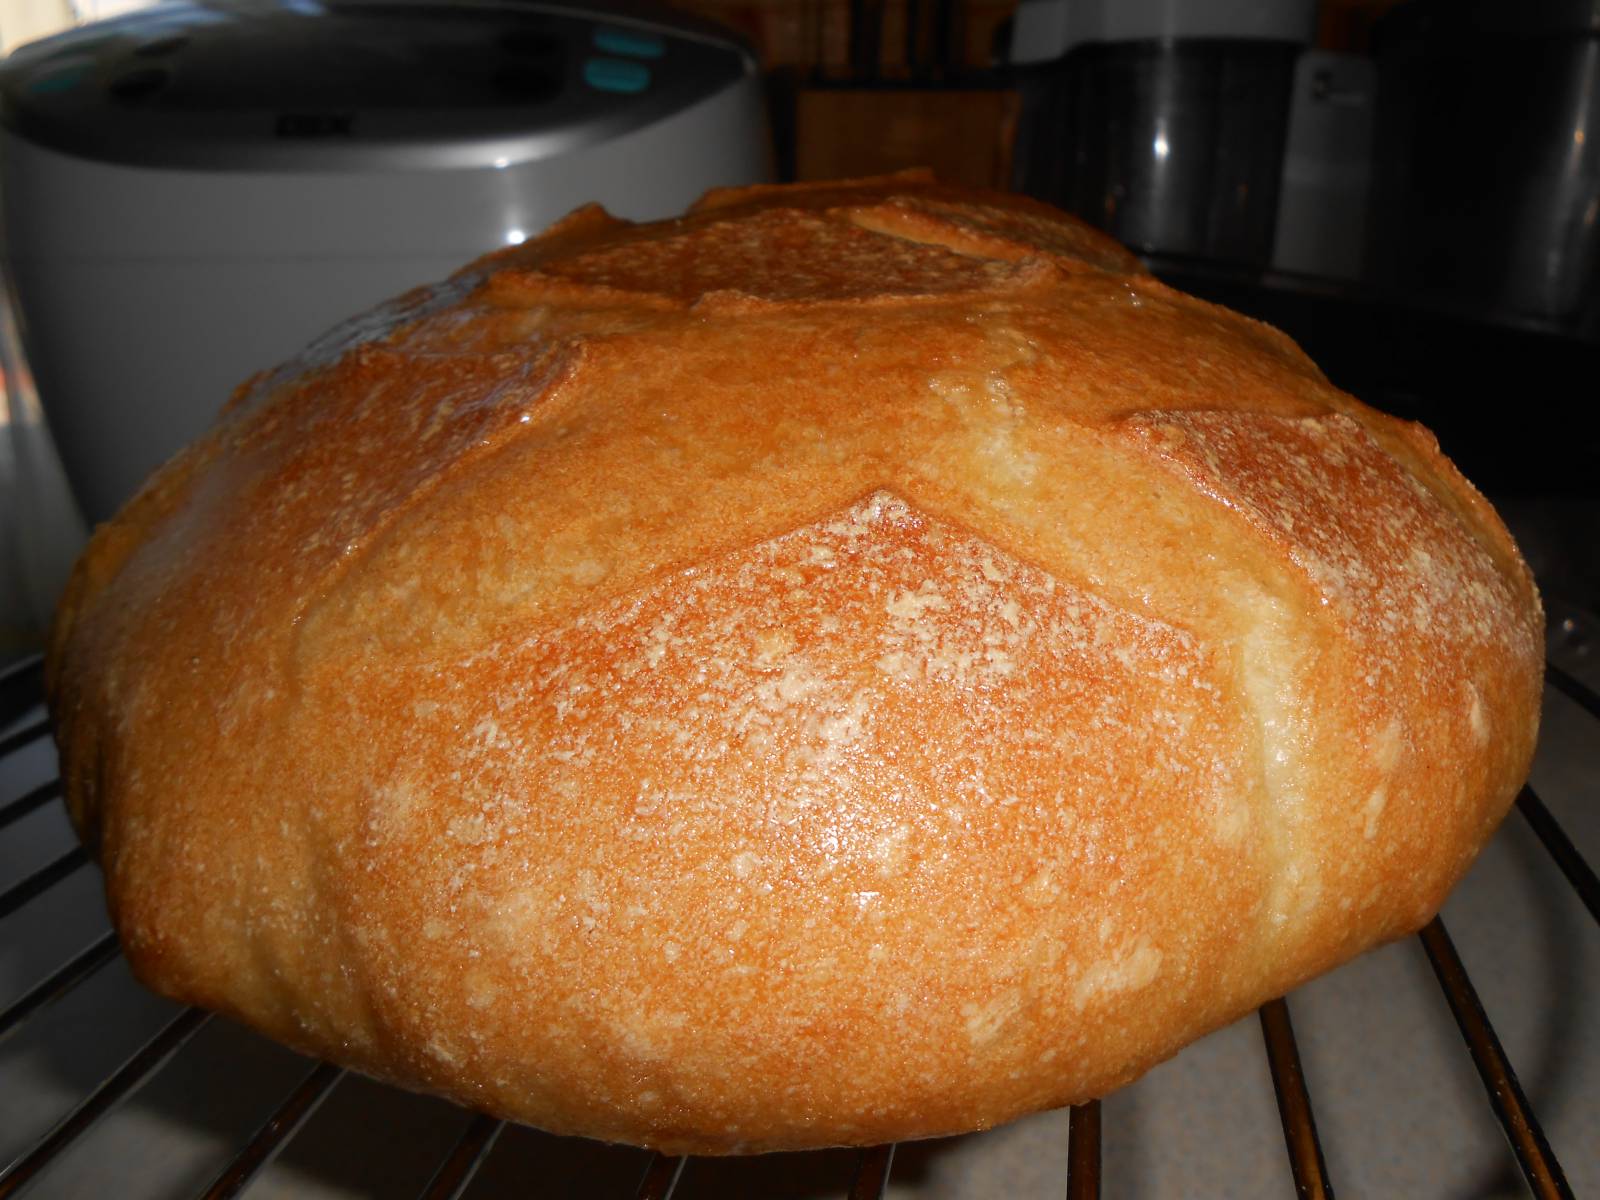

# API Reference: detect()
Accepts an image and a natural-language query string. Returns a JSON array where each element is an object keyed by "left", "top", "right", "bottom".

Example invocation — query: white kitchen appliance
[{"left": 0, "top": 0, "right": 770, "bottom": 533}]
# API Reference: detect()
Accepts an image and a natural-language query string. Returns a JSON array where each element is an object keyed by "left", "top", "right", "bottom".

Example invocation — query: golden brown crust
[{"left": 48, "top": 174, "right": 1543, "bottom": 1153}]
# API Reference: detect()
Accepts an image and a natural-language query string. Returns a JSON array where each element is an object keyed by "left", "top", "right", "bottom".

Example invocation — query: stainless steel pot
[
  {"left": 1368, "top": 0, "right": 1600, "bottom": 327},
  {"left": 1018, "top": 37, "right": 1301, "bottom": 268}
]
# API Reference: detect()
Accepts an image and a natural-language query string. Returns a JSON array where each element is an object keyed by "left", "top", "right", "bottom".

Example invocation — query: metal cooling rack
[{"left": 1, "top": 646, "right": 1596, "bottom": 1200}]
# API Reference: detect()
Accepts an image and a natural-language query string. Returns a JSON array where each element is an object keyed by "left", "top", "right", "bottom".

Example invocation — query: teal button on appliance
[
  {"left": 592, "top": 26, "right": 665, "bottom": 59},
  {"left": 583, "top": 57, "right": 650, "bottom": 94},
  {"left": 26, "top": 56, "right": 93, "bottom": 95},
  {"left": 27, "top": 68, "right": 87, "bottom": 95}
]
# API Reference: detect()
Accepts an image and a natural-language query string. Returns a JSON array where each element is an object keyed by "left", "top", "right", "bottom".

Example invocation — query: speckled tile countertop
[{"left": 1, "top": 593, "right": 1594, "bottom": 1200}]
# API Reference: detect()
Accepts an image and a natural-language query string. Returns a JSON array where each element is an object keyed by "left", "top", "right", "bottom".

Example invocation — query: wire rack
[{"left": 0, "top": 646, "right": 1596, "bottom": 1200}]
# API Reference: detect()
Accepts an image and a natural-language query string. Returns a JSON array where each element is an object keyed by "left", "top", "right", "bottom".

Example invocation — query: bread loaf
[{"left": 47, "top": 173, "right": 1543, "bottom": 1154}]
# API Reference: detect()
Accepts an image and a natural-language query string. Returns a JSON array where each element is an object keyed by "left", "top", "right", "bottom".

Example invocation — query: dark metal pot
[
  {"left": 1015, "top": 37, "right": 1301, "bottom": 269},
  {"left": 1368, "top": 0, "right": 1600, "bottom": 325}
]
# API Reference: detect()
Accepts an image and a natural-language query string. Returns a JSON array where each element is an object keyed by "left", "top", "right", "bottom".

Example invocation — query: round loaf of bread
[{"left": 48, "top": 174, "right": 1543, "bottom": 1154}]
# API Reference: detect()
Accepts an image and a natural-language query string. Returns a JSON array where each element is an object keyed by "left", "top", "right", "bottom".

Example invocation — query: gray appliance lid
[{"left": 0, "top": 0, "right": 755, "bottom": 171}]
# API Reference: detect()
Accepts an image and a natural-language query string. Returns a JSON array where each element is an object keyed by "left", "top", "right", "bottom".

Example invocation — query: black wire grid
[{"left": 0, "top": 650, "right": 1596, "bottom": 1200}]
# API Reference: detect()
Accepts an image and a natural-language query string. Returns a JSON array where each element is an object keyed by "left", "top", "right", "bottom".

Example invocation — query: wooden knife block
[{"left": 794, "top": 86, "right": 1019, "bottom": 191}]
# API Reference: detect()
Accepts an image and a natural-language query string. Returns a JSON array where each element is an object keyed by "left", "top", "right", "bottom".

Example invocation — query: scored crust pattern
[{"left": 48, "top": 172, "right": 1543, "bottom": 1153}]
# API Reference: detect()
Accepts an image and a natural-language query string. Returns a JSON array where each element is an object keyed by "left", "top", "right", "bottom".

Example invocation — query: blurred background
[
  {"left": 0, "top": 1, "right": 1596, "bottom": 1197},
  {"left": 2, "top": 0, "right": 1598, "bottom": 656}
]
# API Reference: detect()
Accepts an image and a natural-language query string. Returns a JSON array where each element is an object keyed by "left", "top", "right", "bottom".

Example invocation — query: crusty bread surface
[{"left": 47, "top": 173, "right": 1543, "bottom": 1154}]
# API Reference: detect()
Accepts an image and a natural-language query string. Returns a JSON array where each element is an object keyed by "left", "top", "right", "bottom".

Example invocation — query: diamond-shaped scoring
[{"left": 313, "top": 490, "right": 1263, "bottom": 1151}]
